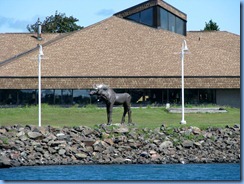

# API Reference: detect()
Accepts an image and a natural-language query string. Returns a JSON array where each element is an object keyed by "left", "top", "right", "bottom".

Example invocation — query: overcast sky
[{"left": 0, "top": 0, "right": 241, "bottom": 34}]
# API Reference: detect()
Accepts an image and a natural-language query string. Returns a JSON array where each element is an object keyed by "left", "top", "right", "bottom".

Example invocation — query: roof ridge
[
  {"left": 187, "top": 30, "right": 240, "bottom": 36},
  {"left": 0, "top": 16, "right": 122, "bottom": 68},
  {"left": 0, "top": 32, "right": 73, "bottom": 67},
  {"left": 0, "top": 32, "right": 61, "bottom": 35}
]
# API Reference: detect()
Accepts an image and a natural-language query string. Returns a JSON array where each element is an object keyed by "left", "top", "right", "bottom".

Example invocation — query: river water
[{"left": 0, "top": 163, "right": 240, "bottom": 181}]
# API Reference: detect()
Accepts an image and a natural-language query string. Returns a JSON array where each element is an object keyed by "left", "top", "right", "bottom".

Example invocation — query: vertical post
[
  {"left": 38, "top": 44, "right": 44, "bottom": 127},
  {"left": 38, "top": 49, "right": 41, "bottom": 127},
  {"left": 180, "top": 40, "right": 188, "bottom": 124}
]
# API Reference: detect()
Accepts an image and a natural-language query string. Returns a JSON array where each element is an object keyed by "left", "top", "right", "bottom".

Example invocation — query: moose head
[{"left": 89, "top": 84, "right": 110, "bottom": 102}]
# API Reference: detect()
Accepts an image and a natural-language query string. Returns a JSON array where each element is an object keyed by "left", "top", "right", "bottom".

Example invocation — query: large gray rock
[
  {"left": 159, "top": 141, "right": 173, "bottom": 150},
  {"left": 27, "top": 132, "right": 43, "bottom": 139},
  {"left": 0, "top": 155, "right": 11, "bottom": 168},
  {"left": 182, "top": 140, "right": 193, "bottom": 148},
  {"left": 75, "top": 153, "right": 87, "bottom": 159},
  {"left": 83, "top": 139, "right": 96, "bottom": 146},
  {"left": 58, "top": 149, "right": 66, "bottom": 155},
  {"left": 114, "top": 126, "right": 129, "bottom": 133},
  {"left": 0, "top": 128, "right": 7, "bottom": 134},
  {"left": 81, "top": 126, "right": 94, "bottom": 136},
  {"left": 140, "top": 151, "right": 149, "bottom": 158},
  {"left": 48, "top": 140, "right": 66, "bottom": 147},
  {"left": 191, "top": 126, "right": 201, "bottom": 134}
]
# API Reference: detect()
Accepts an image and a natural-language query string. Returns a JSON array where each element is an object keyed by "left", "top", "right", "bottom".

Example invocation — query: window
[
  {"left": 126, "top": 7, "right": 154, "bottom": 27},
  {"left": 158, "top": 7, "right": 186, "bottom": 35},
  {"left": 127, "top": 12, "right": 140, "bottom": 22},
  {"left": 20, "top": 90, "right": 36, "bottom": 105},
  {"left": 73, "top": 90, "right": 91, "bottom": 105},
  {"left": 125, "top": 6, "right": 186, "bottom": 35},
  {"left": 62, "top": 90, "right": 73, "bottom": 104},
  {"left": 169, "top": 89, "right": 181, "bottom": 104},
  {"left": 140, "top": 8, "right": 153, "bottom": 26},
  {"left": 54, "top": 90, "right": 62, "bottom": 104},
  {"left": 185, "top": 89, "right": 198, "bottom": 104},
  {"left": 160, "top": 8, "right": 168, "bottom": 30},
  {"left": 199, "top": 89, "right": 215, "bottom": 104},
  {"left": 42, "top": 90, "right": 54, "bottom": 104},
  {"left": 168, "top": 12, "right": 175, "bottom": 32},
  {"left": 176, "top": 16, "right": 185, "bottom": 35}
]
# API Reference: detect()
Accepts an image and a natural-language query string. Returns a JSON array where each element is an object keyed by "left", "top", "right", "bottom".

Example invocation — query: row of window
[
  {"left": 0, "top": 89, "right": 216, "bottom": 106},
  {"left": 126, "top": 7, "right": 154, "bottom": 27},
  {"left": 125, "top": 6, "right": 186, "bottom": 35},
  {"left": 159, "top": 7, "right": 186, "bottom": 35}
]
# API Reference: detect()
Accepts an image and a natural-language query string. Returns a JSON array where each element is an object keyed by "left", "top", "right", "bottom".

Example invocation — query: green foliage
[
  {"left": 84, "top": 104, "right": 98, "bottom": 109},
  {"left": 0, "top": 137, "right": 9, "bottom": 144},
  {"left": 27, "top": 11, "right": 83, "bottom": 33},
  {"left": 203, "top": 19, "right": 220, "bottom": 31}
]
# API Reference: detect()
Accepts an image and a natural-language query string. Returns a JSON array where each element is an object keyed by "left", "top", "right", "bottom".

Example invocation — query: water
[{"left": 0, "top": 163, "right": 240, "bottom": 181}]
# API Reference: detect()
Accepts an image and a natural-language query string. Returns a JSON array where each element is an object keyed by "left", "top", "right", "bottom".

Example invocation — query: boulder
[
  {"left": 113, "top": 157, "right": 125, "bottom": 164},
  {"left": 93, "top": 143, "right": 105, "bottom": 152},
  {"left": 0, "top": 128, "right": 7, "bottom": 134},
  {"left": 104, "top": 138, "right": 114, "bottom": 146},
  {"left": 83, "top": 139, "right": 96, "bottom": 146},
  {"left": 182, "top": 140, "right": 193, "bottom": 148},
  {"left": 193, "top": 142, "right": 202, "bottom": 149},
  {"left": 114, "top": 126, "right": 129, "bottom": 133},
  {"left": 81, "top": 126, "right": 94, "bottom": 136},
  {"left": 48, "top": 147, "right": 57, "bottom": 154},
  {"left": 75, "top": 153, "right": 87, "bottom": 159},
  {"left": 48, "top": 140, "right": 66, "bottom": 147},
  {"left": 140, "top": 151, "right": 149, "bottom": 158},
  {"left": 153, "top": 140, "right": 161, "bottom": 145},
  {"left": 159, "top": 141, "right": 173, "bottom": 150},
  {"left": 191, "top": 126, "right": 201, "bottom": 134},
  {"left": 58, "top": 149, "right": 66, "bottom": 155},
  {"left": 56, "top": 133, "right": 70, "bottom": 141},
  {"left": 27, "top": 132, "right": 43, "bottom": 139},
  {"left": 0, "top": 155, "right": 11, "bottom": 168}
]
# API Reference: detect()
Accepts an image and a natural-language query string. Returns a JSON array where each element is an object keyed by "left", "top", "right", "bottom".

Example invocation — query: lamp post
[
  {"left": 38, "top": 44, "right": 44, "bottom": 127},
  {"left": 180, "top": 40, "right": 188, "bottom": 124}
]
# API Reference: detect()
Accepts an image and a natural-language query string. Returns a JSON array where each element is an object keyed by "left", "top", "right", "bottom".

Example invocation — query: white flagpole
[
  {"left": 38, "top": 45, "right": 44, "bottom": 127},
  {"left": 180, "top": 40, "right": 188, "bottom": 124}
]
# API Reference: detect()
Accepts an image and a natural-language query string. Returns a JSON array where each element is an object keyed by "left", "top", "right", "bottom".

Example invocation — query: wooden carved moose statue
[{"left": 90, "top": 84, "right": 133, "bottom": 125}]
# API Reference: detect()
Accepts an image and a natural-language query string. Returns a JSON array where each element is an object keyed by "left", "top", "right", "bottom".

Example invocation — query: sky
[{"left": 0, "top": 0, "right": 241, "bottom": 35}]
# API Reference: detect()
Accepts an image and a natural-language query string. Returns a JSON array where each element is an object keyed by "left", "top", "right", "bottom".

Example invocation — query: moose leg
[
  {"left": 128, "top": 104, "right": 133, "bottom": 125},
  {"left": 106, "top": 104, "right": 113, "bottom": 125},
  {"left": 121, "top": 104, "right": 127, "bottom": 124}
]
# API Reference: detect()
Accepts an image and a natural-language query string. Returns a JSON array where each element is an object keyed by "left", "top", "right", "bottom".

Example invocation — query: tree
[
  {"left": 203, "top": 19, "right": 220, "bottom": 31},
  {"left": 27, "top": 11, "right": 83, "bottom": 33}
]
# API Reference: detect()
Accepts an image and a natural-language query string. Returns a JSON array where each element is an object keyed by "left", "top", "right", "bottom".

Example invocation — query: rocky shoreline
[{"left": 0, "top": 124, "right": 240, "bottom": 168}]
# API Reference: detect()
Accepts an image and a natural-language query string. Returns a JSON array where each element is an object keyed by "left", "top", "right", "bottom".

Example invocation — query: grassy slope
[{"left": 0, "top": 105, "right": 240, "bottom": 129}]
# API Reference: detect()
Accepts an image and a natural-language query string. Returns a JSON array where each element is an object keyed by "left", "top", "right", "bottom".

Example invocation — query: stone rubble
[{"left": 0, "top": 124, "right": 240, "bottom": 168}]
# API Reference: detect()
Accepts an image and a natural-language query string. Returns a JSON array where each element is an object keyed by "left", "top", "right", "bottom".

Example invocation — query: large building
[{"left": 0, "top": 0, "right": 240, "bottom": 107}]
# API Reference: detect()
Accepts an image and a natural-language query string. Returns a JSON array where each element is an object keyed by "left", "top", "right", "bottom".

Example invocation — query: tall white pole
[
  {"left": 180, "top": 40, "right": 188, "bottom": 124},
  {"left": 38, "top": 45, "right": 43, "bottom": 127}
]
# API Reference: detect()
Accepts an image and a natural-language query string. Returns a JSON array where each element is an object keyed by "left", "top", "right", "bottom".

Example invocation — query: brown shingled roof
[
  {"left": 0, "top": 16, "right": 240, "bottom": 78},
  {"left": 0, "top": 33, "right": 61, "bottom": 62}
]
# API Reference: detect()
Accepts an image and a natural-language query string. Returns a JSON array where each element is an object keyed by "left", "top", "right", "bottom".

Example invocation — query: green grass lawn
[{"left": 0, "top": 104, "right": 240, "bottom": 130}]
